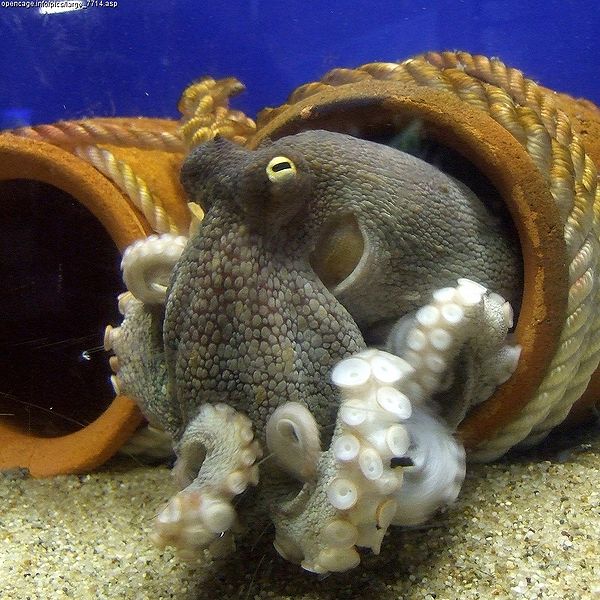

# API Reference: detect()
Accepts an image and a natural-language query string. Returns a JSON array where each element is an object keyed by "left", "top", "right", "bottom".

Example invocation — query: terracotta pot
[
  {"left": 0, "top": 119, "right": 188, "bottom": 476},
  {"left": 6, "top": 56, "right": 596, "bottom": 475},
  {"left": 249, "top": 52, "right": 600, "bottom": 455}
]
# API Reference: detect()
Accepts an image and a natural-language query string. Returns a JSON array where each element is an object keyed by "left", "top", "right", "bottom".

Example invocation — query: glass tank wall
[{"left": 1, "top": 0, "right": 600, "bottom": 128}]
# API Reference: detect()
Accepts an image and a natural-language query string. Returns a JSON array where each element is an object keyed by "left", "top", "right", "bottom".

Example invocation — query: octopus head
[{"left": 181, "top": 134, "right": 314, "bottom": 236}]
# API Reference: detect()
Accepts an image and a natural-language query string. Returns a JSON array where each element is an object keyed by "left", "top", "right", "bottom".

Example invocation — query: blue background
[{"left": 1, "top": 0, "right": 599, "bottom": 129}]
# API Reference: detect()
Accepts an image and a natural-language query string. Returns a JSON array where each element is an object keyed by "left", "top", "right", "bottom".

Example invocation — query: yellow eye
[{"left": 266, "top": 156, "right": 297, "bottom": 182}]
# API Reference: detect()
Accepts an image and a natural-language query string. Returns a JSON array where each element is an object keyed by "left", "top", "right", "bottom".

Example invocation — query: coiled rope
[
  {"left": 259, "top": 50, "right": 600, "bottom": 459},
  {"left": 177, "top": 76, "right": 256, "bottom": 148}
]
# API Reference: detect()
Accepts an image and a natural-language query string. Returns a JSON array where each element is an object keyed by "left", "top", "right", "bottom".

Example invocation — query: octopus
[{"left": 106, "top": 129, "right": 525, "bottom": 573}]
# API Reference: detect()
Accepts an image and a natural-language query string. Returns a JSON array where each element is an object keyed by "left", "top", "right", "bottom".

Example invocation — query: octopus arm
[
  {"left": 152, "top": 403, "right": 263, "bottom": 560},
  {"left": 268, "top": 279, "right": 518, "bottom": 574}
]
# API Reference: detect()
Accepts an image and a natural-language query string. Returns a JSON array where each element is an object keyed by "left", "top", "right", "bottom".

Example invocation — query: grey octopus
[{"left": 106, "top": 130, "right": 522, "bottom": 573}]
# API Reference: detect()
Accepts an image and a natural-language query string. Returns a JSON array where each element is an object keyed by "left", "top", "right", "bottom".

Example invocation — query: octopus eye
[{"left": 266, "top": 156, "right": 297, "bottom": 182}]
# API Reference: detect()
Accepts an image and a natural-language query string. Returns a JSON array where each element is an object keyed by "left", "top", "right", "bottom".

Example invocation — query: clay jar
[
  {"left": 249, "top": 55, "right": 600, "bottom": 451},
  {"left": 4, "top": 54, "right": 599, "bottom": 475},
  {"left": 0, "top": 119, "right": 188, "bottom": 476}
]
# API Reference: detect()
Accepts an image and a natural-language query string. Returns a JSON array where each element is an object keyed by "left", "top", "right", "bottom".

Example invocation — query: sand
[{"left": 1, "top": 423, "right": 599, "bottom": 600}]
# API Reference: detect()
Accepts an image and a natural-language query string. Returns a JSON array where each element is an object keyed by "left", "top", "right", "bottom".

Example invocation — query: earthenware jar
[
  {"left": 3, "top": 52, "right": 599, "bottom": 475},
  {"left": 250, "top": 51, "right": 600, "bottom": 460},
  {"left": 0, "top": 118, "right": 188, "bottom": 476}
]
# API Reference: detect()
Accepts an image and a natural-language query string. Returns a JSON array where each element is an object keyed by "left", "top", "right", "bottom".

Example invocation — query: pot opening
[
  {"left": 0, "top": 179, "right": 123, "bottom": 437},
  {"left": 253, "top": 92, "right": 568, "bottom": 445}
]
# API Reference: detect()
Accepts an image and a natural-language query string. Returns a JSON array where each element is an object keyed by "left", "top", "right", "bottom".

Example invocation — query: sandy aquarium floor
[{"left": 1, "top": 423, "right": 599, "bottom": 600}]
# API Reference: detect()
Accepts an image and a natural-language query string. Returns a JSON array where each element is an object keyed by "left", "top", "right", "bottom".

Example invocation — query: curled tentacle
[
  {"left": 271, "top": 349, "right": 456, "bottom": 573},
  {"left": 153, "top": 403, "right": 263, "bottom": 560},
  {"left": 270, "top": 279, "right": 518, "bottom": 574},
  {"left": 271, "top": 349, "right": 421, "bottom": 574},
  {"left": 121, "top": 233, "right": 188, "bottom": 305},
  {"left": 266, "top": 402, "right": 321, "bottom": 481},
  {"left": 104, "top": 292, "right": 178, "bottom": 433}
]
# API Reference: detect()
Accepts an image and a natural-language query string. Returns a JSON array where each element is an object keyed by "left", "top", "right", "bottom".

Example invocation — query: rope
[
  {"left": 9, "top": 119, "right": 186, "bottom": 235},
  {"left": 10, "top": 120, "right": 184, "bottom": 152},
  {"left": 177, "top": 76, "right": 256, "bottom": 149},
  {"left": 75, "top": 145, "right": 179, "bottom": 235},
  {"left": 262, "top": 51, "right": 600, "bottom": 459}
]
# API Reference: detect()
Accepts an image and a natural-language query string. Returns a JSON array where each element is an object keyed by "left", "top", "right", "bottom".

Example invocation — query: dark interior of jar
[{"left": 0, "top": 179, "right": 123, "bottom": 437}]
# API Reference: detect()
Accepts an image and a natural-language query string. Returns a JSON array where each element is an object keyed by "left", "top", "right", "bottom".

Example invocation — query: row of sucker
[
  {"left": 298, "top": 279, "right": 515, "bottom": 573},
  {"left": 151, "top": 403, "right": 263, "bottom": 560}
]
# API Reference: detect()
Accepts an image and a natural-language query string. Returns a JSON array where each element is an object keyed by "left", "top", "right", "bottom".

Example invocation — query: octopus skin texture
[{"left": 106, "top": 130, "right": 523, "bottom": 573}]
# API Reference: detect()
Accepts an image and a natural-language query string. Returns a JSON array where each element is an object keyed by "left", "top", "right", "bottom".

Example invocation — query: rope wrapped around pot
[{"left": 251, "top": 50, "right": 600, "bottom": 460}]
